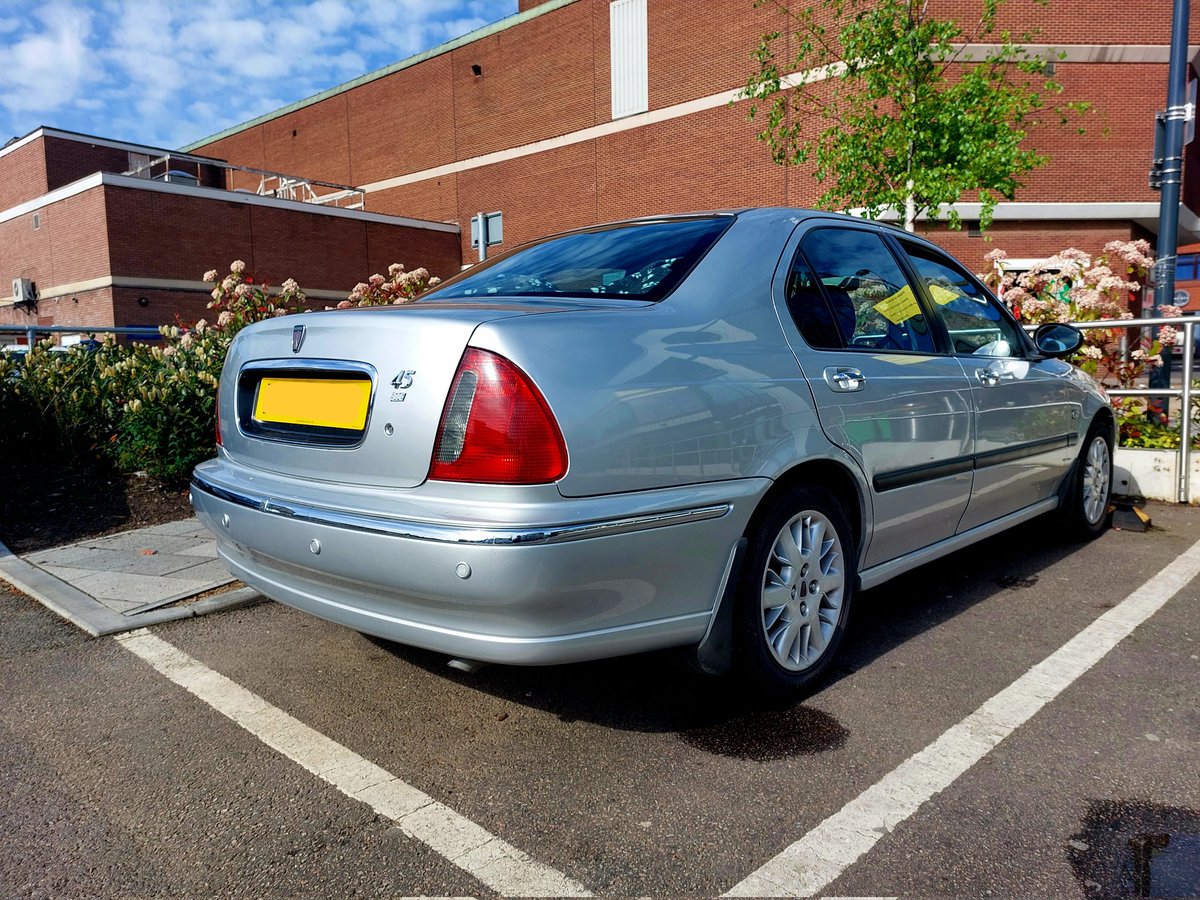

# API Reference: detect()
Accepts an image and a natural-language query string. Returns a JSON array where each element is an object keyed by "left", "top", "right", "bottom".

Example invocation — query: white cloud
[
  {"left": 0, "top": 0, "right": 516, "bottom": 147},
  {"left": 0, "top": 2, "right": 99, "bottom": 116}
]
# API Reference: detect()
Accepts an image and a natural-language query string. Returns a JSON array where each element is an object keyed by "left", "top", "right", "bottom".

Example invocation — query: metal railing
[
  {"left": 122, "top": 152, "right": 366, "bottom": 209},
  {"left": 1060, "top": 315, "right": 1196, "bottom": 504},
  {"left": 0, "top": 324, "right": 164, "bottom": 347}
]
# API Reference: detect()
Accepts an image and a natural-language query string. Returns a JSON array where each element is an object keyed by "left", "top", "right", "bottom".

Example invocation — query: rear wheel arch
[{"left": 749, "top": 459, "right": 866, "bottom": 564}]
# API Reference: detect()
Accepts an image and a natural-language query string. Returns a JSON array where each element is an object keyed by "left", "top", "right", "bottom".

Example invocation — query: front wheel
[
  {"left": 734, "top": 486, "right": 856, "bottom": 699},
  {"left": 1061, "top": 421, "right": 1114, "bottom": 539}
]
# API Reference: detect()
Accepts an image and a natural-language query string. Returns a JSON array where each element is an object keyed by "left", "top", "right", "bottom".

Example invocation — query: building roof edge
[{"left": 177, "top": 0, "right": 581, "bottom": 153}]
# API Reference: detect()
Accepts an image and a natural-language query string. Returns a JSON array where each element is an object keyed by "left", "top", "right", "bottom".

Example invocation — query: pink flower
[
  {"left": 336, "top": 299, "right": 353, "bottom": 309},
  {"left": 282, "top": 278, "right": 300, "bottom": 294},
  {"left": 217, "top": 311, "right": 234, "bottom": 327},
  {"left": 203, "top": 269, "right": 219, "bottom": 283},
  {"left": 234, "top": 283, "right": 251, "bottom": 298},
  {"left": 369, "top": 273, "right": 385, "bottom": 287},
  {"left": 231, "top": 260, "right": 246, "bottom": 274},
  {"left": 388, "top": 263, "right": 405, "bottom": 276},
  {"left": 984, "top": 249, "right": 1008, "bottom": 263}
]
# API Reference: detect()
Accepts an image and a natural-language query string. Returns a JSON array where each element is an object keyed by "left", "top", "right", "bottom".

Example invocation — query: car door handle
[
  {"left": 974, "top": 367, "right": 1014, "bottom": 387},
  {"left": 824, "top": 367, "right": 866, "bottom": 392}
]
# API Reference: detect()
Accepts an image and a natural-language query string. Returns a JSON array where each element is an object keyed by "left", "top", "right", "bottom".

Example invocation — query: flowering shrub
[
  {"left": 0, "top": 259, "right": 436, "bottom": 483},
  {"left": 983, "top": 242, "right": 1196, "bottom": 449},
  {"left": 334, "top": 263, "right": 440, "bottom": 309},
  {"left": 110, "top": 262, "right": 311, "bottom": 479}
]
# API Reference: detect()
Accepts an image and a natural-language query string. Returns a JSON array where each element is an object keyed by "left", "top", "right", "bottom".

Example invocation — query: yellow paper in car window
[
  {"left": 873, "top": 285, "right": 921, "bottom": 324},
  {"left": 928, "top": 284, "right": 963, "bottom": 305}
]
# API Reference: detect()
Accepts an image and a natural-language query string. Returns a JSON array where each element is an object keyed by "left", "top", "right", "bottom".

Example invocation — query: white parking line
[
  {"left": 116, "top": 629, "right": 590, "bottom": 898},
  {"left": 726, "top": 536, "right": 1200, "bottom": 898}
]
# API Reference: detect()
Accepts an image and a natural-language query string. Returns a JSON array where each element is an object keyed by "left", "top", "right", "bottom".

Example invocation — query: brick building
[
  {"left": 4, "top": 0, "right": 1198, "bottom": 340},
  {"left": 181, "top": 0, "right": 1200, "bottom": 288},
  {"left": 0, "top": 129, "right": 461, "bottom": 339}
]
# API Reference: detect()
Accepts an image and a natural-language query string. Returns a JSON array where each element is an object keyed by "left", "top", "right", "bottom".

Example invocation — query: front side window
[
  {"left": 427, "top": 217, "right": 730, "bottom": 302},
  {"left": 901, "top": 243, "right": 1024, "bottom": 358},
  {"left": 799, "top": 228, "right": 936, "bottom": 353}
]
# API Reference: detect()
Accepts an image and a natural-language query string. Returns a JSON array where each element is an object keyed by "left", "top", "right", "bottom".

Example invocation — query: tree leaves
[{"left": 739, "top": 0, "right": 1089, "bottom": 232}]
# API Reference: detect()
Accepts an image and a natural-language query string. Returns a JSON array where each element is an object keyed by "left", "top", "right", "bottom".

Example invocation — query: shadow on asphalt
[{"left": 367, "top": 514, "right": 1096, "bottom": 756}]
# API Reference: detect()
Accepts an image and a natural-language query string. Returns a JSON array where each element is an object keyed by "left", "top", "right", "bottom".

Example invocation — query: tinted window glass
[
  {"left": 428, "top": 217, "right": 730, "bottom": 301},
  {"left": 902, "top": 243, "right": 1023, "bottom": 357},
  {"left": 785, "top": 251, "right": 848, "bottom": 349},
  {"left": 799, "top": 228, "right": 936, "bottom": 353}
]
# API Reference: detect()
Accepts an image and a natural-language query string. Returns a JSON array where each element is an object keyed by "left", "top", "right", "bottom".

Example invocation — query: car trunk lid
[{"left": 219, "top": 302, "right": 598, "bottom": 489}]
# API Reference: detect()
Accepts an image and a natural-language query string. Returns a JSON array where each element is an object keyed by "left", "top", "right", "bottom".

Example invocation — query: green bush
[{"left": 1, "top": 259, "right": 438, "bottom": 485}]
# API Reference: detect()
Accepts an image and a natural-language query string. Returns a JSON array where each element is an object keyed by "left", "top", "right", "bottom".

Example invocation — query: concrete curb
[{"left": 0, "top": 538, "right": 264, "bottom": 636}]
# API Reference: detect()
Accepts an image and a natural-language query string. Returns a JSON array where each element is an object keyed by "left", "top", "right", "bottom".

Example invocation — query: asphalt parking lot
[{"left": 2, "top": 503, "right": 1198, "bottom": 898}]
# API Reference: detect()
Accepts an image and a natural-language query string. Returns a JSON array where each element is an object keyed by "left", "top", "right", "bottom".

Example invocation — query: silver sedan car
[{"left": 192, "top": 208, "right": 1113, "bottom": 696}]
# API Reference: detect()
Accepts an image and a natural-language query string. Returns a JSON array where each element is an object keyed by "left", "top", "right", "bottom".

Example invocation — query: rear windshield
[{"left": 427, "top": 217, "right": 731, "bottom": 302}]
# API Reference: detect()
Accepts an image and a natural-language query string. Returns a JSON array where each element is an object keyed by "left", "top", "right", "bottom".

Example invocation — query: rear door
[
  {"left": 893, "top": 238, "right": 1079, "bottom": 531},
  {"left": 775, "top": 225, "right": 974, "bottom": 568}
]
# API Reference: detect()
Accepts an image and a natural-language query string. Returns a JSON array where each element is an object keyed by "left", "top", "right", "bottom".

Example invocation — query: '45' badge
[{"left": 390, "top": 370, "right": 415, "bottom": 402}]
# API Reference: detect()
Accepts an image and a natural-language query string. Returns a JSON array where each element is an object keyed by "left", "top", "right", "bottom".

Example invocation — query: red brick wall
[
  {"left": 104, "top": 186, "right": 254, "bottom": 283},
  {"left": 111, "top": 285, "right": 210, "bottom": 331},
  {"left": 3, "top": 181, "right": 459, "bottom": 330},
  {"left": 102, "top": 185, "right": 461, "bottom": 289},
  {"left": 348, "top": 55, "right": 458, "bottom": 186},
  {"left": 453, "top": 1, "right": 599, "bottom": 160},
  {"left": 181, "top": 0, "right": 1195, "bottom": 262},
  {"left": 0, "top": 138, "right": 49, "bottom": 210},
  {"left": 933, "top": 0, "right": 1200, "bottom": 44},
  {"left": 260, "top": 94, "right": 353, "bottom": 187},
  {"left": 924, "top": 220, "right": 1140, "bottom": 271},
  {"left": 42, "top": 136, "right": 133, "bottom": 191},
  {"left": 0, "top": 186, "right": 110, "bottom": 319}
]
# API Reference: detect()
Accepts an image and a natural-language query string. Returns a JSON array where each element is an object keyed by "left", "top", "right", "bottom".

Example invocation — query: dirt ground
[{"left": 0, "top": 457, "right": 193, "bottom": 555}]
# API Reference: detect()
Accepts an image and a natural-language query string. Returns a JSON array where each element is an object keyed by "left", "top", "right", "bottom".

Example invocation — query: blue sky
[{"left": 0, "top": 0, "right": 516, "bottom": 151}]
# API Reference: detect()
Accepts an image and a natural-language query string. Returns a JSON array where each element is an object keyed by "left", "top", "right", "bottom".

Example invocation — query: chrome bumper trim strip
[{"left": 191, "top": 474, "right": 731, "bottom": 546}]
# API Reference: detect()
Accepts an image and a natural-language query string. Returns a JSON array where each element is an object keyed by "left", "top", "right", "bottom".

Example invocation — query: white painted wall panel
[{"left": 610, "top": 0, "right": 648, "bottom": 119}]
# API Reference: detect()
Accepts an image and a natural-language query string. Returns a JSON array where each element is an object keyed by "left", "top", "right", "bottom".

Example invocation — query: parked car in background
[{"left": 192, "top": 208, "right": 1112, "bottom": 697}]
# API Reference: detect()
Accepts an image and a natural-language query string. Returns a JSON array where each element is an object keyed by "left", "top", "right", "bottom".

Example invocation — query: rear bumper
[{"left": 190, "top": 462, "right": 763, "bottom": 664}]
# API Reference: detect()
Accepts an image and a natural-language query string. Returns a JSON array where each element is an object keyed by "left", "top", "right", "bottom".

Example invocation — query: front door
[{"left": 894, "top": 239, "right": 1079, "bottom": 531}]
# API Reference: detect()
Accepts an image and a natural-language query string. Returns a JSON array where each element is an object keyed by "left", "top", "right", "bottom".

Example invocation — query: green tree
[{"left": 741, "top": 0, "right": 1088, "bottom": 232}]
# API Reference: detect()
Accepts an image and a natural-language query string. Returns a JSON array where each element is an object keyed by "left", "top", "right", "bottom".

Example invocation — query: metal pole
[
  {"left": 1150, "top": 0, "right": 1191, "bottom": 416},
  {"left": 1181, "top": 318, "right": 1195, "bottom": 504}
]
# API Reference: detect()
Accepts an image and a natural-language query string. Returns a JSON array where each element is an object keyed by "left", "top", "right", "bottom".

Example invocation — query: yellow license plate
[{"left": 254, "top": 377, "right": 371, "bottom": 430}]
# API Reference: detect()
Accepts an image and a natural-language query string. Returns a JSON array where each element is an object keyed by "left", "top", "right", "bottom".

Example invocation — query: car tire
[
  {"left": 1061, "top": 420, "right": 1114, "bottom": 539},
  {"left": 734, "top": 486, "right": 856, "bottom": 699}
]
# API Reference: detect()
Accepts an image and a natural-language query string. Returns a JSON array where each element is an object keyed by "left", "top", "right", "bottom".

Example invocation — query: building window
[
  {"left": 610, "top": 0, "right": 647, "bottom": 119},
  {"left": 1175, "top": 253, "right": 1199, "bottom": 282}
]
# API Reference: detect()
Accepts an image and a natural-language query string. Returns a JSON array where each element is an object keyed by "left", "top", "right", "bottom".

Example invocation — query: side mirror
[{"left": 1033, "top": 323, "right": 1083, "bottom": 358}]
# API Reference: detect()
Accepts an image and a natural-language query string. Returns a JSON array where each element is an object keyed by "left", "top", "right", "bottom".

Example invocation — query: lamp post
[{"left": 1149, "top": 0, "right": 1191, "bottom": 397}]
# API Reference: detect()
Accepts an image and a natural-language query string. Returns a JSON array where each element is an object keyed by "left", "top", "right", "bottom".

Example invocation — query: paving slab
[
  {"left": 0, "top": 517, "right": 262, "bottom": 636},
  {"left": 79, "top": 532, "right": 200, "bottom": 554},
  {"left": 142, "top": 520, "right": 214, "bottom": 537}
]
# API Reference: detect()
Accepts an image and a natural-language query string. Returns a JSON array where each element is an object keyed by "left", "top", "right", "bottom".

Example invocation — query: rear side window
[
  {"left": 428, "top": 217, "right": 730, "bottom": 301},
  {"left": 799, "top": 228, "right": 936, "bottom": 353},
  {"left": 784, "top": 252, "right": 849, "bottom": 349}
]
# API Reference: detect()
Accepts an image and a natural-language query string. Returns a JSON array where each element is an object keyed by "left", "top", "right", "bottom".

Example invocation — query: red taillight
[
  {"left": 215, "top": 395, "right": 222, "bottom": 447},
  {"left": 430, "top": 348, "right": 567, "bottom": 484}
]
